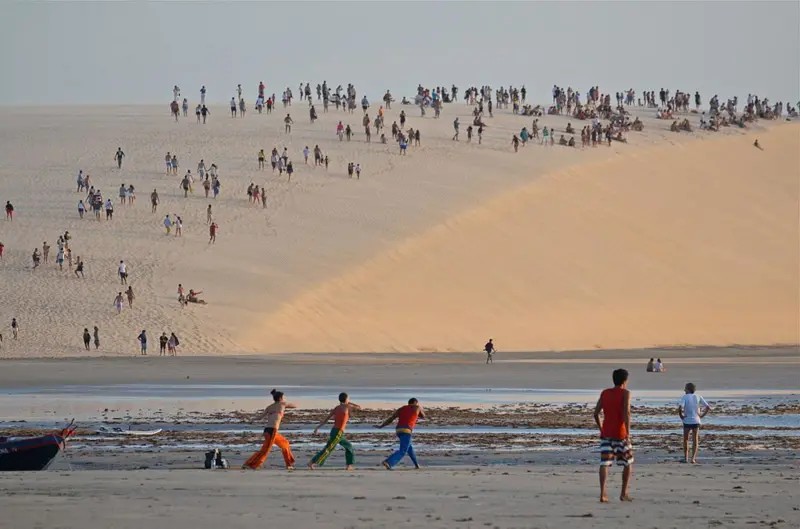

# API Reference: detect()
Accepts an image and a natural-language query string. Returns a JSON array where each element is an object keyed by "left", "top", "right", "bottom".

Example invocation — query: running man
[
  {"left": 308, "top": 392, "right": 362, "bottom": 470},
  {"left": 242, "top": 389, "right": 297, "bottom": 470},
  {"left": 377, "top": 398, "right": 425, "bottom": 470},
  {"left": 593, "top": 369, "right": 634, "bottom": 503},
  {"left": 678, "top": 383, "right": 711, "bottom": 464}
]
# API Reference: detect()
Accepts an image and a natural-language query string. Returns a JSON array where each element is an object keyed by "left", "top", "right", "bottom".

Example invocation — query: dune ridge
[{"left": 244, "top": 124, "right": 800, "bottom": 353}]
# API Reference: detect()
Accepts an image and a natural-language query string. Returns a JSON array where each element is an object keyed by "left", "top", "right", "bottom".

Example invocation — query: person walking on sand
[
  {"left": 113, "top": 292, "right": 124, "bottom": 314},
  {"left": 484, "top": 338, "right": 495, "bottom": 364},
  {"left": 42, "top": 241, "right": 50, "bottom": 263},
  {"left": 593, "top": 368, "right": 634, "bottom": 503},
  {"left": 5, "top": 201, "right": 14, "bottom": 221},
  {"left": 242, "top": 389, "right": 297, "bottom": 470},
  {"left": 163, "top": 214, "right": 172, "bottom": 235},
  {"left": 151, "top": 189, "right": 159, "bottom": 213},
  {"left": 114, "top": 147, "right": 125, "bottom": 169},
  {"left": 125, "top": 286, "right": 135, "bottom": 308},
  {"left": 174, "top": 215, "right": 182, "bottom": 237},
  {"left": 32, "top": 248, "right": 41, "bottom": 269},
  {"left": 258, "top": 149, "right": 266, "bottom": 170},
  {"left": 678, "top": 382, "right": 711, "bottom": 464},
  {"left": 209, "top": 221, "right": 218, "bottom": 244},
  {"left": 118, "top": 260, "right": 128, "bottom": 285},
  {"left": 284, "top": 113, "right": 293, "bottom": 133},
  {"left": 377, "top": 398, "right": 425, "bottom": 470},
  {"left": 75, "top": 256, "right": 85, "bottom": 278},
  {"left": 206, "top": 204, "right": 212, "bottom": 224},
  {"left": 452, "top": 117, "right": 460, "bottom": 141},
  {"left": 11, "top": 318, "right": 19, "bottom": 339},
  {"left": 159, "top": 332, "right": 168, "bottom": 356},
  {"left": 83, "top": 328, "right": 91, "bottom": 351},
  {"left": 308, "top": 392, "right": 362, "bottom": 470},
  {"left": 93, "top": 326, "right": 100, "bottom": 350}
]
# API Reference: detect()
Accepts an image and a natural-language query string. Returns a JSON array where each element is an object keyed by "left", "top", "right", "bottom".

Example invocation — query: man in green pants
[{"left": 308, "top": 392, "right": 361, "bottom": 470}]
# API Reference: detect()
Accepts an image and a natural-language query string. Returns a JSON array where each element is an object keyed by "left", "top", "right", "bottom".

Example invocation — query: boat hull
[{"left": 0, "top": 435, "right": 64, "bottom": 471}]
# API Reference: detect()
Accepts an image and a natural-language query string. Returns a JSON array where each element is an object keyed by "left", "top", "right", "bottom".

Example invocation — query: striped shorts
[{"left": 600, "top": 438, "right": 634, "bottom": 467}]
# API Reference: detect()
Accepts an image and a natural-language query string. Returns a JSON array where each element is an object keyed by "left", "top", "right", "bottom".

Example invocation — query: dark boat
[{"left": 0, "top": 421, "right": 76, "bottom": 471}]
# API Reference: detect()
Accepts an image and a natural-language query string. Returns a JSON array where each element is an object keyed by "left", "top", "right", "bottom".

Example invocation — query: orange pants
[{"left": 243, "top": 429, "right": 295, "bottom": 469}]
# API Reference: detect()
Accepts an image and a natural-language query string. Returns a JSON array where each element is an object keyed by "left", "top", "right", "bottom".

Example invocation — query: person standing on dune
[
  {"left": 308, "top": 392, "right": 361, "bottom": 470},
  {"left": 593, "top": 369, "right": 634, "bottom": 503},
  {"left": 243, "top": 389, "right": 297, "bottom": 470},
  {"left": 377, "top": 398, "right": 425, "bottom": 470}
]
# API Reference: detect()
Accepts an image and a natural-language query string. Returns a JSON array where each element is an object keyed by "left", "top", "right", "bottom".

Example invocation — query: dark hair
[
  {"left": 612, "top": 369, "right": 629, "bottom": 386},
  {"left": 338, "top": 392, "right": 348, "bottom": 403},
  {"left": 408, "top": 398, "right": 418, "bottom": 405},
  {"left": 270, "top": 389, "right": 284, "bottom": 402},
  {"left": 685, "top": 382, "right": 696, "bottom": 393}
]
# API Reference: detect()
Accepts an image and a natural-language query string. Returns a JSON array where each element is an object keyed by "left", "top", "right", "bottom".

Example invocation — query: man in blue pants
[{"left": 377, "top": 398, "right": 425, "bottom": 470}]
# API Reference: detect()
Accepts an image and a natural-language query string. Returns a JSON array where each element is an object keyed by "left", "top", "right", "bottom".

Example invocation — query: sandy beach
[
  {"left": 1, "top": 350, "right": 798, "bottom": 528},
  {"left": 0, "top": 101, "right": 797, "bottom": 356}
]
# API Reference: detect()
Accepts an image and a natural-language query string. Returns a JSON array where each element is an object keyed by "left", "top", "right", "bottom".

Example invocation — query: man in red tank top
[
  {"left": 593, "top": 368, "right": 634, "bottom": 503},
  {"left": 377, "top": 398, "right": 425, "bottom": 470}
]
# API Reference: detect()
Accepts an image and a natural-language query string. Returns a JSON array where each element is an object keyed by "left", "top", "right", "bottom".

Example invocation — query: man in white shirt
[
  {"left": 118, "top": 260, "right": 128, "bottom": 285},
  {"left": 677, "top": 383, "right": 711, "bottom": 464}
]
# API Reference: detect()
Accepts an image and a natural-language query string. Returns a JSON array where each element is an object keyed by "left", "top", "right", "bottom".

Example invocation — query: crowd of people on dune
[{"left": 2, "top": 77, "right": 792, "bottom": 356}]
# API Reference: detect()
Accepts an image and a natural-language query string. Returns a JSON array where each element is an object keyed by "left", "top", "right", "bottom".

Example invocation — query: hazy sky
[{"left": 1, "top": 1, "right": 798, "bottom": 105}]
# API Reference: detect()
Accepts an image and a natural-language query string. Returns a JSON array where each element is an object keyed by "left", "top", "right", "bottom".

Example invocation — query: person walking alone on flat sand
[
  {"left": 377, "top": 398, "right": 425, "bottom": 470},
  {"left": 678, "top": 382, "right": 711, "bottom": 464},
  {"left": 484, "top": 338, "right": 495, "bottom": 364},
  {"left": 242, "top": 389, "right": 297, "bottom": 470},
  {"left": 114, "top": 147, "right": 125, "bottom": 169},
  {"left": 308, "top": 392, "right": 362, "bottom": 470},
  {"left": 593, "top": 369, "right": 634, "bottom": 503}
]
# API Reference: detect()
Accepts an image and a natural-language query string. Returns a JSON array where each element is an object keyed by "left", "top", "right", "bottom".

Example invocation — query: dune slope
[{"left": 246, "top": 125, "right": 800, "bottom": 352}]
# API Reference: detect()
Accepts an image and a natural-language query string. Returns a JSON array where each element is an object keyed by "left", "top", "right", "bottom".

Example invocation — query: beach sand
[
  {"left": 0, "top": 104, "right": 796, "bottom": 356},
  {"left": 2, "top": 463, "right": 798, "bottom": 529}
]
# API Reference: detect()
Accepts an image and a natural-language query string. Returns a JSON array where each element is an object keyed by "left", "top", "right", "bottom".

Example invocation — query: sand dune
[
  {"left": 0, "top": 103, "right": 796, "bottom": 356},
  {"left": 246, "top": 125, "right": 800, "bottom": 352}
]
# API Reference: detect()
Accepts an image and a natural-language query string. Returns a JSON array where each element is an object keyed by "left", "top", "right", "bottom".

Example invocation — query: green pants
[{"left": 310, "top": 428, "right": 354, "bottom": 466}]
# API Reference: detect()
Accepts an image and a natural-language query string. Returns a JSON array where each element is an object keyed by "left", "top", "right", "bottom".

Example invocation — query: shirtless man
[
  {"left": 593, "top": 369, "right": 634, "bottom": 502},
  {"left": 284, "top": 114, "right": 293, "bottom": 133},
  {"left": 114, "top": 147, "right": 125, "bottom": 169},
  {"left": 308, "top": 392, "right": 362, "bottom": 470},
  {"left": 242, "top": 389, "right": 297, "bottom": 470}
]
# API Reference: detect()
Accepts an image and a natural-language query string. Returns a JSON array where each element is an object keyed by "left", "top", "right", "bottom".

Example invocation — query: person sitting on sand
[
  {"left": 654, "top": 358, "right": 665, "bottom": 372},
  {"left": 567, "top": 136, "right": 576, "bottom": 147},
  {"left": 558, "top": 135, "right": 568, "bottom": 146},
  {"left": 242, "top": 389, "right": 297, "bottom": 470},
  {"left": 187, "top": 289, "right": 206, "bottom": 304},
  {"left": 678, "top": 382, "right": 711, "bottom": 464},
  {"left": 566, "top": 123, "right": 575, "bottom": 134},
  {"left": 308, "top": 392, "right": 362, "bottom": 470},
  {"left": 646, "top": 358, "right": 655, "bottom": 372},
  {"left": 670, "top": 120, "right": 679, "bottom": 132},
  {"left": 631, "top": 117, "right": 643, "bottom": 131}
]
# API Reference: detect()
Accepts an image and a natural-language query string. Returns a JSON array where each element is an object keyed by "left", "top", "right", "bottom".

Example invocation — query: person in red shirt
[
  {"left": 377, "top": 398, "right": 425, "bottom": 470},
  {"left": 208, "top": 222, "right": 218, "bottom": 244},
  {"left": 593, "top": 369, "right": 634, "bottom": 502},
  {"left": 308, "top": 392, "right": 362, "bottom": 470}
]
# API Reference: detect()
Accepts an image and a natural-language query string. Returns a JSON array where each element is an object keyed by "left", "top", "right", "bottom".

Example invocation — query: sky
[{"left": 1, "top": 1, "right": 798, "bottom": 106}]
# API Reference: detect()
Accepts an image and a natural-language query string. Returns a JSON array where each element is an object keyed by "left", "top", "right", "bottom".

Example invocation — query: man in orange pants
[{"left": 243, "top": 389, "right": 296, "bottom": 470}]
